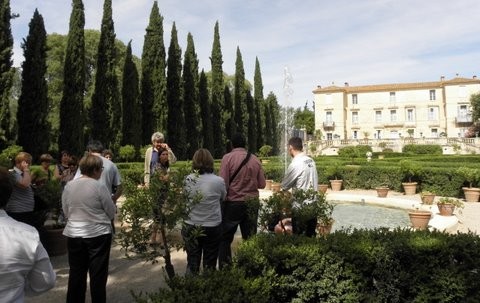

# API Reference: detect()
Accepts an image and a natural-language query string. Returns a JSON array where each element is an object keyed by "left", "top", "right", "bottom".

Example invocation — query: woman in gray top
[
  {"left": 62, "top": 155, "right": 116, "bottom": 303},
  {"left": 182, "top": 148, "right": 226, "bottom": 274}
]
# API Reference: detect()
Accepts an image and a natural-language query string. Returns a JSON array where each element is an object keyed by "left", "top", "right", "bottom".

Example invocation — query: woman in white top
[
  {"left": 62, "top": 155, "right": 116, "bottom": 303},
  {"left": 182, "top": 148, "right": 226, "bottom": 274}
]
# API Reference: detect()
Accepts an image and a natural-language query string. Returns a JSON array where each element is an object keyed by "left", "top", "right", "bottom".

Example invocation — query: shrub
[
  {"left": 258, "top": 145, "right": 273, "bottom": 158},
  {"left": 403, "top": 144, "right": 442, "bottom": 155},
  {"left": 0, "top": 145, "right": 23, "bottom": 167},
  {"left": 119, "top": 145, "right": 136, "bottom": 162}
]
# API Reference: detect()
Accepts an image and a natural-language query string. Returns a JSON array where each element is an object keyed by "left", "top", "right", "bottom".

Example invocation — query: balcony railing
[
  {"left": 323, "top": 121, "right": 335, "bottom": 129},
  {"left": 456, "top": 114, "right": 473, "bottom": 124}
]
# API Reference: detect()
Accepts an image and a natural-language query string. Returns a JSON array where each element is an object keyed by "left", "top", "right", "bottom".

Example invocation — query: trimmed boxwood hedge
[{"left": 132, "top": 230, "right": 480, "bottom": 302}]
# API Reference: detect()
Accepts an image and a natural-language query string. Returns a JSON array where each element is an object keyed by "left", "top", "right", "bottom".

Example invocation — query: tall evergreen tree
[
  {"left": 223, "top": 85, "right": 235, "bottom": 146},
  {"left": 264, "top": 92, "right": 273, "bottom": 148},
  {"left": 0, "top": 0, "right": 14, "bottom": 149},
  {"left": 17, "top": 9, "right": 49, "bottom": 161},
  {"left": 233, "top": 46, "right": 246, "bottom": 137},
  {"left": 254, "top": 57, "right": 264, "bottom": 149},
  {"left": 140, "top": 1, "right": 166, "bottom": 145},
  {"left": 166, "top": 23, "right": 185, "bottom": 159},
  {"left": 90, "top": 0, "right": 119, "bottom": 149},
  {"left": 59, "top": 0, "right": 86, "bottom": 156},
  {"left": 246, "top": 90, "right": 257, "bottom": 152},
  {"left": 182, "top": 32, "right": 200, "bottom": 159},
  {"left": 210, "top": 21, "right": 225, "bottom": 158},
  {"left": 121, "top": 40, "right": 141, "bottom": 150},
  {"left": 266, "top": 92, "right": 281, "bottom": 155},
  {"left": 199, "top": 70, "right": 213, "bottom": 151}
]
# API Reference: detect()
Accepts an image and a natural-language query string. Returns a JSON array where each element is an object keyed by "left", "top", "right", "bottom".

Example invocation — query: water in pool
[{"left": 331, "top": 203, "right": 410, "bottom": 232}]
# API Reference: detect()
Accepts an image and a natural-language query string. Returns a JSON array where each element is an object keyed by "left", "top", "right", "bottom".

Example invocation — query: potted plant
[
  {"left": 456, "top": 166, "right": 480, "bottom": 202},
  {"left": 325, "top": 161, "right": 343, "bottom": 191},
  {"left": 420, "top": 191, "right": 436, "bottom": 205},
  {"left": 318, "top": 183, "right": 329, "bottom": 193},
  {"left": 33, "top": 179, "right": 67, "bottom": 256},
  {"left": 407, "top": 204, "right": 431, "bottom": 230},
  {"left": 399, "top": 160, "right": 422, "bottom": 195},
  {"left": 436, "top": 197, "right": 464, "bottom": 216},
  {"left": 375, "top": 186, "right": 389, "bottom": 198}
]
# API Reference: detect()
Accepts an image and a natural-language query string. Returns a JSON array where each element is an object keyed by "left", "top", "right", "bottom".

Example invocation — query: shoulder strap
[{"left": 229, "top": 152, "right": 251, "bottom": 184}]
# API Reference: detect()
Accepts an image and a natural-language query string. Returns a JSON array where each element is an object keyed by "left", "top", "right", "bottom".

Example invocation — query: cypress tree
[
  {"left": 140, "top": 1, "right": 166, "bottom": 145},
  {"left": 17, "top": 9, "right": 49, "bottom": 161},
  {"left": 166, "top": 23, "right": 185, "bottom": 159},
  {"left": 266, "top": 93, "right": 281, "bottom": 155},
  {"left": 59, "top": 0, "right": 86, "bottom": 156},
  {"left": 210, "top": 21, "right": 225, "bottom": 158},
  {"left": 254, "top": 57, "right": 264, "bottom": 149},
  {"left": 223, "top": 85, "right": 235, "bottom": 146},
  {"left": 199, "top": 69, "right": 213, "bottom": 151},
  {"left": 233, "top": 46, "right": 246, "bottom": 137},
  {"left": 264, "top": 92, "right": 273, "bottom": 147},
  {"left": 90, "top": 0, "right": 119, "bottom": 149},
  {"left": 246, "top": 90, "right": 257, "bottom": 152},
  {"left": 0, "top": 0, "right": 14, "bottom": 149},
  {"left": 121, "top": 40, "right": 141, "bottom": 151},
  {"left": 182, "top": 33, "right": 200, "bottom": 159}
]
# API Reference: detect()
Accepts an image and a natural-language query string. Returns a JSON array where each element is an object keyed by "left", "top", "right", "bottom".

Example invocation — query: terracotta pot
[
  {"left": 402, "top": 182, "right": 418, "bottom": 195},
  {"left": 376, "top": 187, "right": 389, "bottom": 198},
  {"left": 408, "top": 210, "right": 431, "bottom": 230},
  {"left": 329, "top": 180, "right": 343, "bottom": 191},
  {"left": 437, "top": 204, "right": 455, "bottom": 216},
  {"left": 264, "top": 179, "right": 273, "bottom": 190},
  {"left": 318, "top": 184, "right": 329, "bottom": 193},
  {"left": 421, "top": 194, "right": 435, "bottom": 205},
  {"left": 316, "top": 219, "right": 335, "bottom": 236},
  {"left": 42, "top": 226, "right": 67, "bottom": 256},
  {"left": 462, "top": 187, "right": 480, "bottom": 202},
  {"left": 271, "top": 182, "right": 281, "bottom": 193}
]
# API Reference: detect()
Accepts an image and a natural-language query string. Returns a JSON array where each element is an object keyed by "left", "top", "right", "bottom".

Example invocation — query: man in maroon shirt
[{"left": 218, "top": 133, "right": 266, "bottom": 268}]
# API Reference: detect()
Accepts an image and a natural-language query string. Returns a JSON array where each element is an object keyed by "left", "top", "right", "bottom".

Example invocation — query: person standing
[
  {"left": 218, "top": 133, "right": 266, "bottom": 267},
  {"left": 6, "top": 152, "right": 37, "bottom": 228},
  {"left": 144, "top": 132, "right": 176, "bottom": 186},
  {"left": 53, "top": 150, "right": 72, "bottom": 181},
  {"left": 62, "top": 155, "right": 116, "bottom": 303},
  {"left": 182, "top": 149, "right": 226, "bottom": 274},
  {"left": 0, "top": 166, "right": 56, "bottom": 302},
  {"left": 281, "top": 136, "right": 318, "bottom": 237}
]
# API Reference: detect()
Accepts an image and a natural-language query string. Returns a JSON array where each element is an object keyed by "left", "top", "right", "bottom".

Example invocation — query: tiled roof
[{"left": 312, "top": 77, "right": 480, "bottom": 94}]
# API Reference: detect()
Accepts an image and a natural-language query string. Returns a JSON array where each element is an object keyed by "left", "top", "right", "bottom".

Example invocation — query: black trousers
[
  {"left": 182, "top": 224, "right": 222, "bottom": 275},
  {"left": 218, "top": 201, "right": 258, "bottom": 268},
  {"left": 66, "top": 233, "right": 112, "bottom": 303},
  {"left": 292, "top": 216, "right": 317, "bottom": 237}
]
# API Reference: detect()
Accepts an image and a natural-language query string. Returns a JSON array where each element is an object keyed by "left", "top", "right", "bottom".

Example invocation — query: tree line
[{"left": 0, "top": 0, "right": 288, "bottom": 162}]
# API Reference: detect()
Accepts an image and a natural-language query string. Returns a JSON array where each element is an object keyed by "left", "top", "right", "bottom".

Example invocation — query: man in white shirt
[
  {"left": 281, "top": 137, "right": 318, "bottom": 236},
  {"left": 0, "top": 166, "right": 56, "bottom": 302}
]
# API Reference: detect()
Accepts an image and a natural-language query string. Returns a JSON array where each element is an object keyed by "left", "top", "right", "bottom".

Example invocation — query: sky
[{"left": 10, "top": 0, "right": 480, "bottom": 110}]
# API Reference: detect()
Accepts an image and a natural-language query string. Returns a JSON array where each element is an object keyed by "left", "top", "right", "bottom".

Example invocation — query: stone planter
[
  {"left": 421, "top": 193, "right": 436, "bottom": 205},
  {"left": 329, "top": 179, "right": 343, "bottom": 191},
  {"left": 462, "top": 187, "right": 480, "bottom": 202},
  {"left": 437, "top": 204, "right": 455, "bottom": 216},
  {"left": 318, "top": 184, "right": 329, "bottom": 193},
  {"left": 408, "top": 210, "right": 431, "bottom": 230},
  {"left": 376, "top": 187, "right": 389, "bottom": 198},
  {"left": 42, "top": 226, "right": 67, "bottom": 256},
  {"left": 271, "top": 182, "right": 281, "bottom": 193},
  {"left": 402, "top": 182, "right": 418, "bottom": 195},
  {"left": 264, "top": 179, "right": 273, "bottom": 190}
]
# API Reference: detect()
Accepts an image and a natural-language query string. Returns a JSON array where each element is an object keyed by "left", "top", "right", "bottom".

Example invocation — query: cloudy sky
[{"left": 10, "top": 0, "right": 480, "bottom": 109}]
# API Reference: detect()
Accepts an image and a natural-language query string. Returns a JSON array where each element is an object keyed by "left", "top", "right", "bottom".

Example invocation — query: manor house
[{"left": 313, "top": 76, "right": 480, "bottom": 140}]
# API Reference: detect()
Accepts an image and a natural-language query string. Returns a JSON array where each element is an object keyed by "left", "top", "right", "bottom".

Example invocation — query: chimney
[
  {"left": 317, "top": 85, "right": 322, "bottom": 89},
  {"left": 473, "top": 75, "right": 477, "bottom": 79},
  {"left": 344, "top": 82, "right": 349, "bottom": 87},
  {"left": 440, "top": 76, "right": 445, "bottom": 81}
]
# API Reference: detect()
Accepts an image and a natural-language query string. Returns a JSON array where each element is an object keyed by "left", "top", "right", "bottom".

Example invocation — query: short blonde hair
[
  {"left": 192, "top": 148, "right": 214, "bottom": 174},
  {"left": 15, "top": 152, "right": 32, "bottom": 165},
  {"left": 39, "top": 153, "right": 53, "bottom": 163},
  {"left": 151, "top": 132, "right": 165, "bottom": 143},
  {"left": 79, "top": 155, "right": 103, "bottom": 177}
]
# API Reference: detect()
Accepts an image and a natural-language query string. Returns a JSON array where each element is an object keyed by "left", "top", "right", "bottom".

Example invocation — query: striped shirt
[{"left": 6, "top": 167, "right": 35, "bottom": 213}]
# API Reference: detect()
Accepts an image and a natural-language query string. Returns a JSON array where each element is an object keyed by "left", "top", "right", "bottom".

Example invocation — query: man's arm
[{"left": 25, "top": 244, "right": 56, "bottom": 296}]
